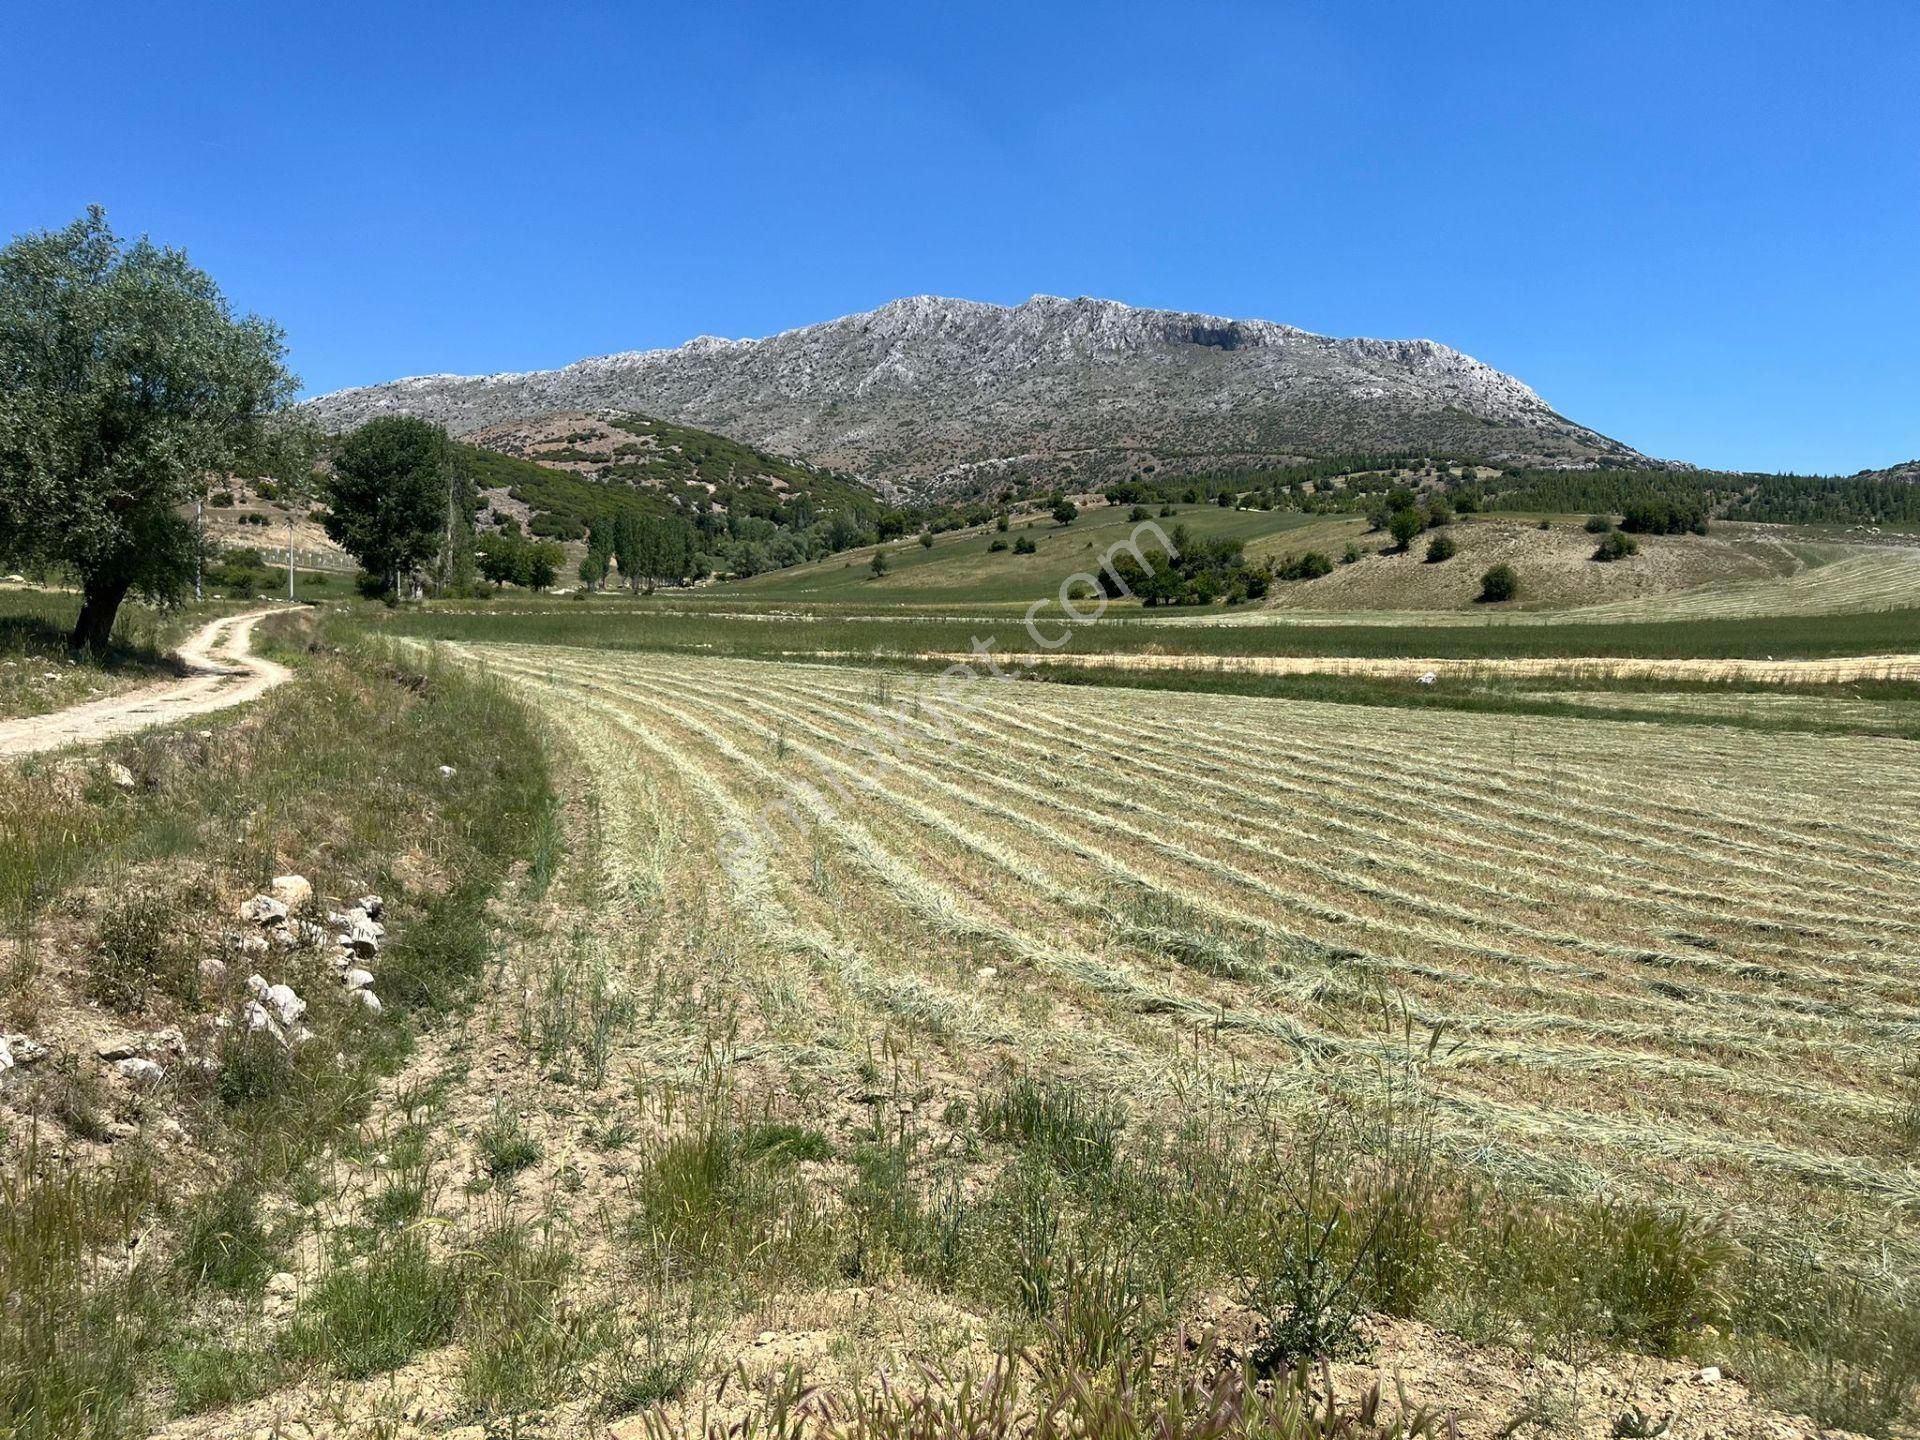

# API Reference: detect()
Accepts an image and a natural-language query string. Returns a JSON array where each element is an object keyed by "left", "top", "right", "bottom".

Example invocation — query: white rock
[
  {"left": 1417, "top": 671, "right": 1438, "bottom": 685},
  {"left": 0, "top": 1037, "right": 11, "bottom": 1073},
  {"left": 343, "top": 968, "right": 375, "bottom": 991},
  {"left": 342, "top": 918, "right": 381, "bottom": 957},
  {"left": 239, "top": 1000, "right": 283, "bottom": 1041},
  {"left": 237, "top": 933, "right": 269, "bottom": 956},
  {"left": 114, "top": 1056, "right": 164, "bottom": 1084},
  {"left": 199, "top": 956, "right": 228, "bottom": 984},
  {"left": 240, "top": 895, "right": 289, "bottom": 925},
  {"left": 1, "top": 1033, "right": 46, "bottom": 1067},
  {"left": 1697, "top": 1366, "right": 1722, "bottom": 1384},
  {"left": 264, "top": 983, "right": 307, "bottom": 1025},
  {"left": 352, "top": 990, "right": 383, "bottom": 1014},
  {"left": 103, "top": 761, "right": 136, "bottom": 789},
  {"left": 269, "top": 875, "right": 313, "bottom": 912},
  {"left": 437, "top": 764, "right": 456, "bottom": 778},
  {"left": 357, "top": 894, "right": 384, "bottom": 920},
  {"left": 246, "top": 973, "right": 270, "bottom": 998}
]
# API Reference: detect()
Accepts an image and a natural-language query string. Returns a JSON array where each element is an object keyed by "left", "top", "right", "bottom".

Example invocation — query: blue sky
[{"left": 3, "top": 1, "right": 1915, "bottom": 474}]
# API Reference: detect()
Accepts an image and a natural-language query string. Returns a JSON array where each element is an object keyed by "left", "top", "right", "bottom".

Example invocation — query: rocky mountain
[{"left": 304, "top": 295, "right": 1653, "bottom": 495}]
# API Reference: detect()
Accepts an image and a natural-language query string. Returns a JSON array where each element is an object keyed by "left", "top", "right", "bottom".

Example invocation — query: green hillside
[
  {"left": 462, "top": 410, "right": 880, "bottom": 543},
  {"left": 724, "top": 501, "right": 1327, "bottom": 603}
]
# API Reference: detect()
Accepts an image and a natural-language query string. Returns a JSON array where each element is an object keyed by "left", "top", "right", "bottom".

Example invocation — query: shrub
[
  {"left": 1014, "top": 535, "right": 1038, "bottom": 555},
  {"left": 1424, "top": 534, "right": 1457, "bottom": 564},
  {"left": 88, "top": 895, "right": 191, "bottom": 1011},
  {"left": 996, "top": 513, "right": 1010, "bottom": 532},
  {"left": 1052, "top": 500, "right": 1079, "bottom": 526},
  {"left": 868, "top": 551, "right": 889, "bottom": 578},
  {"left": 1388, "top": 508, "right": 1425, "bottom": 550},
  {"left": 1478, "top": 563, "right": 1519, "bottom": 603},
  {"left": 987, "top": 538, "right": 1008, "bottom": 553},
  {"left": 1277, "top": 551, "right": 1334, "bottom": 581},
  {"left": 919, "top": 531, "right": 934, "bottom": 549},
  {"left": 1341, "top": 543, "right": 1363, "bottom": 564},
  {"left": 1584, "top": 514, "right": 1614, "bottom": 534},
  {"left": 1128, "top": 506, "right": 1151, "bottom": 522},
  {"left": 1592, "top": 530, "right": 1639, "bottom": 562}
]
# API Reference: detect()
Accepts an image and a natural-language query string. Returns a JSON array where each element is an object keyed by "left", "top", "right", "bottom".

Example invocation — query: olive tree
[{"left": 0, "top": 208, "right": 294, "bottom": 649}]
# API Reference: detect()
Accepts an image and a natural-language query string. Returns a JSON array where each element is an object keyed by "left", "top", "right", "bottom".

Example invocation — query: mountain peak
[{"left": 305, "top": 294, "right": 1644, "bottom": 492}]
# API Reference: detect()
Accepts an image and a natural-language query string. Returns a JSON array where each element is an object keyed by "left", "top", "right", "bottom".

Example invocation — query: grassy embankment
[{"left": 0, "top": 609, "right": 554, "bottom": 1438}]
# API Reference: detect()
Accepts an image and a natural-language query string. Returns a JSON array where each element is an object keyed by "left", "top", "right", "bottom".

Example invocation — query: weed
[
  {"left": 477, "top": 1101, "right": 542, "bottom": 1179},
  {"left": 175, "top": 1180, "right": 277, "bottom": 1292},
  {"left": 980, "top": 1074, "right": 1125, "bottom": 1181},
  {"left": 279, "top": 1230, "right": 459, "bottom": 1379}
]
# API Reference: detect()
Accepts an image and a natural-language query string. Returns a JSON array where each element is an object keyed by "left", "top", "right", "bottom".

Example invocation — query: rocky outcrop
[{"left": 302, "top": 295, "right": 1651, "bottom": 493}]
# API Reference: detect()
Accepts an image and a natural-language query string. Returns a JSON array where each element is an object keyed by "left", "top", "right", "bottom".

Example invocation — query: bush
[
  {"left": 1128, "top": 506, "right": 1151, "bottom": 522},
  {"left": 987, "top": 538, "right": 1008, "bottom": 553},
  {"left": 1424, "top": 534, "right": 1457, "bottom": 564},
  {"left": 88, "top": 895, "right": 191, "bottom": 1011},
  {"left": 1341, "top": 543, "right": 1363, "bottom": 564},
  {"left": 1388, "top": 508, "right": 1425, "bottom": 550},
  {"left": 918, "top": 531, "right": 934, "bottom": 549},
  {"left": 1013, "top": 535, "right": 1038, "bottom": 555},
  {"left": 1052, "top": 500, "right": 1079, "bottom": 526},
  {"left": 1584, "top": 514, "right": 1614, "bottom": 534},
  {"left": 1592, "top": 530, "right": 1639, "bottom": 562},
  {"left": 1478, "top": 563, "right": 1519, "bottom": 603},
  {"left": 1277, "top": 551, "right": 1334, "bottom": 581},
  {"left": 868, "top": 551, "right": 889, "bottom": 578}
]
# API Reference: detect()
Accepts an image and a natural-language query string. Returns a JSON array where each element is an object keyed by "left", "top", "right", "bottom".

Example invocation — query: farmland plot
[{"left": 454, "top": 643, "right": 1920, "bottom": 1273}]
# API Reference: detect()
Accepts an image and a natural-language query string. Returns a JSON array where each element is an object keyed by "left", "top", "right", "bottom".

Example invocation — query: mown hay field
[{"left": 449, "top": 642, "right": 1920, "bottom": 1277}]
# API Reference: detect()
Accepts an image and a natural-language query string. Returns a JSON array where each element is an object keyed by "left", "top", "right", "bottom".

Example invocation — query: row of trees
[{"left": 579, "top": 511, "right": 701, "bottom": 590}]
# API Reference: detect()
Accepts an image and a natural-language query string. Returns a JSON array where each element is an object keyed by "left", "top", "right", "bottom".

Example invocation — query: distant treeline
[{"left": 1104, "top": 456, "right": 1919, "bottom": 530}]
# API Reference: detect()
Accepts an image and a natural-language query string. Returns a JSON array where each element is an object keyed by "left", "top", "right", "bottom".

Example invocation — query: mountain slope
[
  {"left": 451, "top": 410, "right": 879, "bottom": 541},
  {"left": 304, "top": 294, "right": 1653, "bottom": 493}
]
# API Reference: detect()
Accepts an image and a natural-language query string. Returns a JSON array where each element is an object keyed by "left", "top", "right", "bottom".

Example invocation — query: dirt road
[
  {"left": 810, "top": 648, "right": 1920, "bottom": 684},
  {"left": 0, "top": 608, "right": 293, "bottom": 758}
]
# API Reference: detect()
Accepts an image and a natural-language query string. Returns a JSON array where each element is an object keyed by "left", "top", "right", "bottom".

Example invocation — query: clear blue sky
[{"left": 4, "top": 1, "right": 1915, "bottom": 474}]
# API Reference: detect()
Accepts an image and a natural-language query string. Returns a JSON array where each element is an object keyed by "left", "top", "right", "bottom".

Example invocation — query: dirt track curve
[{"left": 0, "top": 608, "right": 293, "bottom": 758}]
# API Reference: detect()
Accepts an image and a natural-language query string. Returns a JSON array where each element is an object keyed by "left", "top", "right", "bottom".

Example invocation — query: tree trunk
[{"left": 70, "top": 576, "right": 131, "bottom": 653}]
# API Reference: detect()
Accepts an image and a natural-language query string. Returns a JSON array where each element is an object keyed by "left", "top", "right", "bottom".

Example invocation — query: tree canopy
[
  {"left": 0, "top": 208, "right": 294, "bottom": 648},
  {"left": 323, "top": 417, "right": 452, "bottom": 596}
]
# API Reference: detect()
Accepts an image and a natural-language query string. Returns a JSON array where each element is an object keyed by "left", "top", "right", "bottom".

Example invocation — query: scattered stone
[
  {"left": 352, "top": 990, "right": 383, "bottom": 1014},
  {"left": 240, "top": 895, "right": 289, "bottom": 926},
  {"left": 0, "top": 1037, "right": 12, "bottom": 1073},
  {"left": 114, "top": 1056, "right": 164, "bottom": 1084},
  {"left": 236, "top": 933, "right": 269, "bottom": 956},
  {"left": 1698, "top": 1366, "right": 1722, "bottom": 1384},
  {"left": 438, "top": 764, "right": 457, "bottom": 778},
  {"left": 1, "top": 1033, "right": 46, "bottom": 1067},
  {"left": 199, "top": 955, "right": 229, "bottom": 984},
  {"left": 343, "top": 968, "right": 375, "bottom": 992},
  {"left": 340, "top": 918, "right": 381, "bottom": 958},
  {"left": 103, "top": 761, "right": 137, "bottom": 789},
  {"left": 246, "top": 973, "right": 270, "bottom": 998},
  {"left": 265, "top": 1271, "right": 299, "bottom": 1299},
  {"left": 95, "top": 1035, "right": 143, "bottom": 1062},
  {"left": 240, "top": 1000, "right": 281, "bottom": 1037},
  {"left": 1417, "top": 671, "right": 1439, "bottom": 685},
  {"left": 269, "top": 875, "right": 314, "bottom": 912},
  {"left": 357, "top": 894, "right": 384, "bottom": 920},
  {"left": 264, "top": 983, "right": 307, "bottom": 1026}
]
